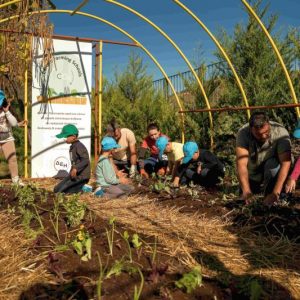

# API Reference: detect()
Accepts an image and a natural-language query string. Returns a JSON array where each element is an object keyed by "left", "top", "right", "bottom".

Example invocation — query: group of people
[
  {"left": 1, "top": 86, "right": 300, "bottom": 206},
  {"left": 53, "top": 120, "right": 225, "bottom": 199},
  {"left": 53, "top": 112, "right": 300, "bottom": 206}
]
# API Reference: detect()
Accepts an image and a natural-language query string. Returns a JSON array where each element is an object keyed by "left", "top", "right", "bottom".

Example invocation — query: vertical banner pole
[
  {"left": 94, "top": 42, "right": 100, "bottom": 167},
  {"left": 24, "top": 67, "right": 28, "bottom": 178},
  {"left": 98, "top": 40, "right": 103, "bottom": 147}
]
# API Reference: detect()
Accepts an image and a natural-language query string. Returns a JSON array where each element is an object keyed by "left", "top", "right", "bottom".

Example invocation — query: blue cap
[
  {"left": 182, "top": 141, "right": 199, "bottom": 164},
  {"left": 156, "top": 136, "right": 169, "bottom": 160},
  {"left": 293, "top": 119, "right": 300, "bottom": 139},
  {"left": 0, "top": 90, "right": 5, "bottom": 107},
  {"left": 101, "top": 136, "right": 121, "bottom": 151}
]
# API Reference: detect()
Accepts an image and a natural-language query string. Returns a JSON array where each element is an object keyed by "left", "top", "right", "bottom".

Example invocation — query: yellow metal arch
[
  {"left": 105, "top": 0, "right": 214, "bottom": 147},
  {"left": 0, "top": 9, "right": 185, "bottom": 141},
  {"left": 0, "top": 0, "right": 20, "bottom": 9},
  {"left": 241, "top": 0, "right": 300, "bottom": 118},
  {"left": 173, "top": 0, "right": 250, "bottom": 119}
]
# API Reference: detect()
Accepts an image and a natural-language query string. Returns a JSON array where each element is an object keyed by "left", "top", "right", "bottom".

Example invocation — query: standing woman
[{"left": 0, "top": 90, "right": 25, "bottom": 185}]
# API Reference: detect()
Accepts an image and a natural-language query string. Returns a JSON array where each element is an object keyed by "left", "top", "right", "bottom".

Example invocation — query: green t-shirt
[{"left": 236, "top": 121, "right": 291, "bottom": 174}]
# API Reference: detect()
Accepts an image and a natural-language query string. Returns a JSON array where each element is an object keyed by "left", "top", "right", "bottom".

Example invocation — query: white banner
[{"left": 31, "top": 38, "right": 92, "bottom": 178}]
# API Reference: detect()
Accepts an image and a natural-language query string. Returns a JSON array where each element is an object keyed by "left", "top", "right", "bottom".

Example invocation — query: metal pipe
[
  {"left": 241, "top": 0, "right": 300, "bottom": 118},
  {"left": 173, "top": 0, "right": 250, "bottom": 119},
  {"left": 0, "top": 0, "right": 21, "bottom": 9},
  {"left": 179, "top": 103, "right": 300, "bottom": 113},
  {"left": 0, "top": 28, "right": 139, "bottom": 46}
]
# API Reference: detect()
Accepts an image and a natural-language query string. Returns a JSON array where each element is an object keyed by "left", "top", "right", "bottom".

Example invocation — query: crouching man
[{"left": 236, "top": 112, "right": 291, "bottom": 206}]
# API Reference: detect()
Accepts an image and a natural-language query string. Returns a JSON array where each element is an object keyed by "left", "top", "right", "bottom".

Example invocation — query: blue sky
[{"left": 49, "top": 0, "right": 300, "bottom": 81}]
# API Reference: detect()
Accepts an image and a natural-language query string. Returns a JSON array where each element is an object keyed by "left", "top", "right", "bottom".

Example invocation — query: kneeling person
[
  {"left": 54, "top": 124, "right": 90, "bottom": 194},
  {"left": 173, "top": 141, "right": 225, "bottom": 188},
  {"left": 156, "top": 136, "right": 184, "bottom": 179},
  {"left": 95, "top": 137, "right": 134, "bottom": 199}
]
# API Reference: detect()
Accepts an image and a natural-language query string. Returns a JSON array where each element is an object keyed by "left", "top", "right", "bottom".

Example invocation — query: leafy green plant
[
  {"left": 15, "top": 185, "right": 35, "bottom": 209},
  {"left": 71, "top": 225, "right": 92, "bottom": 261},
  {"left": 175, "top": 266, "right": 202, "bottom": 293},
  {"left": 132, "top": 233, "right": 142, "bottom": 249},
  {"left": 63, "top": 194, "right": 86, "bottom": 227},
  {"left": 187, "top": 187, "right": 199, "bottom": 199},
  {"left": 150, "top": 176, "right": 172, "bottom": 194},
  {"left": 105, "top": 259, "right": 125, "bottom": 279},
  {"left": 105, "top": 216, "right": 116, "bottom": 256},
  {"left": 132, "top": 233, "right": 143, "bottom": 260}
]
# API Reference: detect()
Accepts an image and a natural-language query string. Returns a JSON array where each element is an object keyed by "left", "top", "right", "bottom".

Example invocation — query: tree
[
  {"left": 214, "top": 0, "right": 297, "bottom": 129},
  {"left": 102, "top": 51, "right": 182, "bottom": 143}
]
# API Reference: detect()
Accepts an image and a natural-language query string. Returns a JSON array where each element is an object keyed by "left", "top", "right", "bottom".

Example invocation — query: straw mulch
[
  {"left": 0, "top": 212, "right": 51, "bottom": 300},
  {"left": 84, "top": 194, "right": 300, "bottom": 299}
]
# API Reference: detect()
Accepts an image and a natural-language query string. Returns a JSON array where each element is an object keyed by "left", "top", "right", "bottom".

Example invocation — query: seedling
[
  {"left": 105, "top": 259, "right": 125, "bottom": 279},
  {"left": 105, "top": 216, "right": 116, "bottom": 256},
  {"left": 187, "top": 188, "right": 199, "bottom": 199},
  {"left": 132, "top": 233, "right": 142, "bottom": 249},
  {"left": 72, "top": 225, "right": 92, "bottom": 261},
  {"left": 49, "top": 197, "right": 62, "bottom": 242},
  {"left": 175, "top": 266, "right": 202, "bottom": 293},
  {"left": 133, "top": 267, "right": 144, "bottom": 300},
  {"left": 132, "top": 233, "right": 143, "bottom": 260},
  {"left": 96, "top": 251, "right": 104, "bottom": 300},
  {"left": 122, "top": 231, "right": 133, "bottom": 263}
]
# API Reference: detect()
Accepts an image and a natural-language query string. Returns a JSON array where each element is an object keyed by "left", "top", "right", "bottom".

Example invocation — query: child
[
  {"left": 54, "top": 124, "right": 90, "bottom": 194},
  {"left": 95, "top": 136, "right": 134, "bottom": 198},
  {"left": 173, "top": 141, "right": 225, "bottom": 188},
  {"left": 155, "top": 136, "right": 184, "bottom": 179}
]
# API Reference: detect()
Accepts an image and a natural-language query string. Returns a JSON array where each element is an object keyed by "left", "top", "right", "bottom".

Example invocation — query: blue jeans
[{"left": 144, "top": 157, "right": 168, "bottom": 175}]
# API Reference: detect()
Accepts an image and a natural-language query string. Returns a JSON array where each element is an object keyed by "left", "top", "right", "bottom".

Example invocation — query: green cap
[{"left": 56, "top": 124, "right": 79, "bottom": 138}]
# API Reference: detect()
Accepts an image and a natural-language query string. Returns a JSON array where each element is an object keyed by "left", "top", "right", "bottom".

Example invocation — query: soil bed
[{"left": 0, "top": 178, "right": 299, "bottom": 299}]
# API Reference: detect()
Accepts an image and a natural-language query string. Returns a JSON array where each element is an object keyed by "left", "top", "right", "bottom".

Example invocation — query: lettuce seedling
[{"left": 175, "top": 266, "right": 202, "bottom": 293}]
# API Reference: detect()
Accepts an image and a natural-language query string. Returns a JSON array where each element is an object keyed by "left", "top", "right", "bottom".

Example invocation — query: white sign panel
[{"left": 31, "top": 38, "right": 92, "bottom": 178}]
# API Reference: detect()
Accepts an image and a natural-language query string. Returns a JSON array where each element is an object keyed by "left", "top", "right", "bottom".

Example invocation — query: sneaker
[
  {"left": 82, "top": 184, "right": 93, "bottom": 193},
  {"left": 12, "top": 176, "right": 25, "bottom": 186},
  {"left": 94, "top": 187, "right": 104, "bottom": 197}
]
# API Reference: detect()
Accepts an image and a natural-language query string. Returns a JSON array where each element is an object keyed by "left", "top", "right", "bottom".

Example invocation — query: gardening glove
[
  {"left": 140, "top": 168, "right": 149, "bottom": 179},
  {"left": 129, "top": 165, "right": 137, "bottom": 178}
]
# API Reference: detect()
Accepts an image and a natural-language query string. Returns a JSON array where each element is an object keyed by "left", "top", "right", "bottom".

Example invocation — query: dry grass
[{"left": 0, "top": 212, "right": 51, "bottom": 300}]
